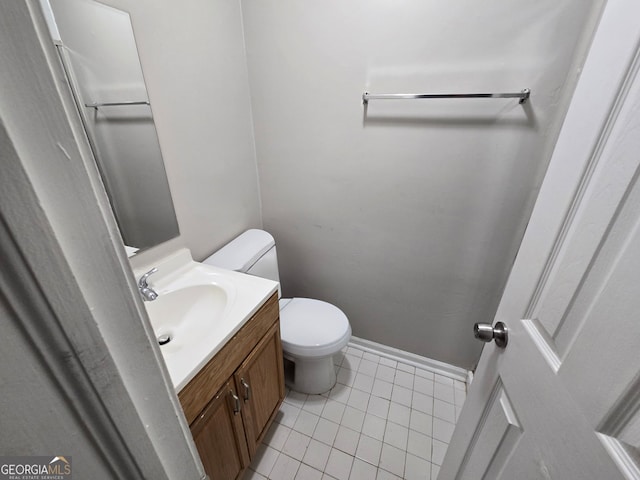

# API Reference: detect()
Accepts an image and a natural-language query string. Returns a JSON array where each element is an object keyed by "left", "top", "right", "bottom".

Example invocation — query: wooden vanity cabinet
[
  {"left": 178, "top": 293, "right": 284, "bottom": 480},
  {"left": 190, "top": 380, "right": 249, "bottom": 479}
]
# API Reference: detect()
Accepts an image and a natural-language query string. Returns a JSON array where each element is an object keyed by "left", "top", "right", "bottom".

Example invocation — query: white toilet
[{"left": 204, "top": 229, "right": 351, "bottom": 394}]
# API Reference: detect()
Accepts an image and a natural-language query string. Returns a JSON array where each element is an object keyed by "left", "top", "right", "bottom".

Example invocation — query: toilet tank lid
[{"left": 204, "top": 229, "right": 275, "bottom": 272}]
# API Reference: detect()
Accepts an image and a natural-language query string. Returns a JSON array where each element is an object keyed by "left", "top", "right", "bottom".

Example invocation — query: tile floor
[{"left": 243, "top": 345, "right": 466, "bottom": 480}]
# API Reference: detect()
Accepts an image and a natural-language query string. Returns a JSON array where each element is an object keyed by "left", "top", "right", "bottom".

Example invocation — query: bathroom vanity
[
  {"left": 136, "top": 248, "right": 284, "bottom": 479},
  {"left": 178, "top": 292, "right": 284, "bottom": 479}
]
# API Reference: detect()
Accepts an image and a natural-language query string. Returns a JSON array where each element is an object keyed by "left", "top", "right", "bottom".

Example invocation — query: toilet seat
[{"left": 279, "top": 298, "right": 351, "bottom": 358}]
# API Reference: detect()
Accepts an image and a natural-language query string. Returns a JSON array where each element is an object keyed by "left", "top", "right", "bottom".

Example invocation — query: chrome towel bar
[
  {"left": 85, "top": 100, "right": 150, "bottom": 108},
  {"left": 362, "top": 88, "right": 530, "bottom": 105}
]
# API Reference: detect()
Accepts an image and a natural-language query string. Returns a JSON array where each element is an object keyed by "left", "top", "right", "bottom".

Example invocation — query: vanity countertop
[{"left": 135, "top": 248, "right": 279, "bottom": 392}]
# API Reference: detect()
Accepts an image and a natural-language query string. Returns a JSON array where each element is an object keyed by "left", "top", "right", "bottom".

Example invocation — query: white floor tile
[
  {"left": 278, "top": 402, "right": 302, "bottom": 428},
  {"left": 329, "top": 384, "right": 352, "bottom": 404},
  {"left": 454, "top": 388, "right": 466, "bottom": 407},
  {"left": 349, "top": 458, "right": 378, "bottom": 480},
  {"left": 322, "top": 399, "right": 346, "bottom": 424},
  {"left": 375, "top": 365, "right": 396, "bottom": 383},
  {"left": 412, "top": 392, "right": 434, "bottom": 415},
  {"left": 433, "top": 399, "right": 456, "bottom": 423},
  {"left": 294, "top": 410, "right": 321, "bottom": 437},
  {"left": 342, "top": 354, "right": 362, "bottom": 371},
  {"left": 397, "top": 363, "right": 415, "bottom": 374},
  {"left": 340, "top": 406, "right": 366, "bottom": 432},
  {"left": 433, "top": 382, "right": 455, "bottom": 404},
  {"left": 325, "top": 448, "right": 354, "bottom": 480},
  {"left": 270, "top": 453, "right": 301, "bottom": 480},
  {"left": 433, "top": 417, "right": 455, "bottom": 444},
  {"left": 394, "top": 370, "right": 414, "bottom": 389},
  {"left": 302, "top": 439, "right": 332, "bottom": 471},
  {"left": 283, "top": 430, "right": 311, "bottom": 461},
  {"left": 243, "top": 469, "right": 267, "bottom": 480},
  {"left": 334, "top": 425, "right": 360, "bottom": 455},
  {"left": 404, "top": 453, "right": 431, "bottom": 480},
  {"left": 431, "top": 464, "right": 440, "bottom": 480},
  {"left": 391, "top": 385, "right": 413, "bottom": 407},
  {"left": 383, "top": 422, "right": 409, "bottom": 450},
  {"left": 313, "top": 418, "right": 340, "bottom": 446},
  {"left": 414, "top": 368, "right": 435, "bottom": 380},
  {"left": 367, "top": 396, "right": 390, "bottom": 419},
  {"left": 346, "top": 347, "right": 364, "bottom": 358},
  {"left": 363, "top": 352, "right": 381, "bottom": 363},
  {"left": 407, "top": 429, "right": 432, "bottom": 461},
  {"left": 263, "top": 422, "right": 291, "bottom": 451},
  {"left": 304, "top": 395, "right": 329, "bottom": 416},
  {"left": 376, "top": 469, "right": 402, "bottom": 480},
  {"left": 333, "top": 352, "right": 345, "bottom": 367},
  {"left": 295, "top": 463, "right": 323, "bottom": 480},
  {"left": 388, "top": 402, "right": 411, "bottom": 427},
  {"left": 372, "top": 378, "right": 393, "bottom": 400},
  {"left": 286, "top": 390, "right": 310, "bottom": 408},
  {"left": 347, "top": 389, "right": 370, "bottom": 412},
  {"left": 362, "top": 413, "right": 386, "bottom": 441},
  {"left": 434, "top": 374, "right": 454, "bottom": 386},
  {"left": 378, "top": 357, "right": 397, "bottom": 369},
  {"left": 379, "top": 443, "right": 406, "bottom": 477},
  {"left": 253, "top": 444, "right": 280, "bottom": 477},
  {"left": 454, "top": 379, "right": 466, "bottom": 391},
  {"left": 337, "top": 367, "right": 357, "bottom": 386},
  {"left": 355, "top": 434, "right": 382, "bottom": 466},
  {"left": 409, "top": 409, "right": 433, "bottom": 436},
  {"left": 413, "top": 376, "right": 434, "bottom": 397},
  {"left": 352, "top": 372, "right": 375, "bottom": 393},
  {"left": 358, "top": 359, "right": 379, "bottom": 377},
  {"left": 431, "top": 439, "right": 448, "bottom": 466}
]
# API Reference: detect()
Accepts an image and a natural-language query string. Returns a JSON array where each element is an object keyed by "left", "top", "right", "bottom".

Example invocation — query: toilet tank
[{"left": 203, "top": 229, "right": 281, "bottom": 293}]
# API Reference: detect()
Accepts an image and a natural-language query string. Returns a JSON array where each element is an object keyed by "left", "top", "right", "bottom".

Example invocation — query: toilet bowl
[
  {"left": 279, "top": 297, "right": 351, "bottom": 394},
  {"left": 203, "top": 229, "right": 352, "bottom": 394}
]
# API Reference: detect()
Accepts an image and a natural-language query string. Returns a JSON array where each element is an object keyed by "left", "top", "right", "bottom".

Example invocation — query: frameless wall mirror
[{"left": 44, "top": 0, "right": 180, "bottom": 253}]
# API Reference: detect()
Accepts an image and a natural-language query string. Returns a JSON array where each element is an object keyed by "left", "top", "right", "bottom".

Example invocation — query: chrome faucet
[{"left": 138, "top": 267, "right": 159, "bottom": 301}]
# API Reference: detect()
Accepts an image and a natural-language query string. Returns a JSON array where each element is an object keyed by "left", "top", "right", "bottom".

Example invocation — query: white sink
[
  {"left": 145, "top": 284, "right": 229, "bottom": 354},
  {"left": 137, "top": 248, "right": 278, "bottom": 391}
]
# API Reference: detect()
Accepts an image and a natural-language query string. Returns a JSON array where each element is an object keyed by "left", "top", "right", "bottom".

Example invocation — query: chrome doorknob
[{"left": 474, "top": 322, "right": 508, "bottom": 348}]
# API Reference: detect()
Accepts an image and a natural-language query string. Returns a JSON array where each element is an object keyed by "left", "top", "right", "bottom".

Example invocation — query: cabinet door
[
  {"left": 191, "top": 380, "right": 250, "bottom": 480},
  {"left": 235, "top": 322, "right": 285, "bottom": 456}
]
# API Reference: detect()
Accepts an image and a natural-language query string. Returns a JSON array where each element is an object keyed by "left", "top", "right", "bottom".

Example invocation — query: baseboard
[{"left": 348, "top": 336, "right": 470, "bottom": 383}]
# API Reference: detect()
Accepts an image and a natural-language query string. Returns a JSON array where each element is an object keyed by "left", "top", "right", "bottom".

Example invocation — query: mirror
[{"left": 46, "top": 0, "right": 179, "bottom": 253}]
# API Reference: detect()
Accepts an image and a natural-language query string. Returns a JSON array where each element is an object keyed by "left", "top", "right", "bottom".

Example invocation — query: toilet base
[{"left": 284, "top": 353, "right": 337, "bottom": 395}]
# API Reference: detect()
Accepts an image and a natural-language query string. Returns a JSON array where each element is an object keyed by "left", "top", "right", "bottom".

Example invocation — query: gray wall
[
  {"left": 241, "top": 0, "right": 605, "bottom": 368},
  {"left": 95, "top": 0, "right": 602, "bottom": 369}
]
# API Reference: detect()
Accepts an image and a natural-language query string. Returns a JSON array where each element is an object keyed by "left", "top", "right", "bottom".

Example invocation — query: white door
[{"left": 439, "top": 1, "right": 640, "bottom": 479}]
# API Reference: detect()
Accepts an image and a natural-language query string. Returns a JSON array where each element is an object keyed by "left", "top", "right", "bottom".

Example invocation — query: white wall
[
  {"left": 241, "top": 0, "right": 605, "bottom": 368},
  {"left": 101, "top": 0, "right": 263, "bottom": 260}
]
